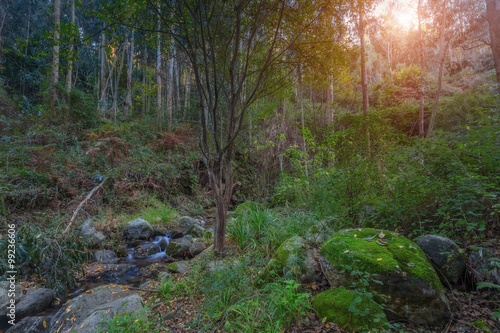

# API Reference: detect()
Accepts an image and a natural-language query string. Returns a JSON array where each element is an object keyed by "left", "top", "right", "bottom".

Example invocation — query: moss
[
  {"left": 313, "top": 288, "right": 388, "bottom": 331},
  {"left": 167, "top": 263, "right": 179, "bottom": 273},
  {"left": 232, "top": 201, "right": 262, "bottom": 218},
  {"left": 254, "top": 259, "right": 283, "bottom": 287},
  {"left": 474, "top": 319, "right": 492, "bottom": 332},
  {"left": 165, "top": 242, "right": 183, "bottom": 256},
  {"left": 320, "top": 228, "right": 443, "bottom": 291}
]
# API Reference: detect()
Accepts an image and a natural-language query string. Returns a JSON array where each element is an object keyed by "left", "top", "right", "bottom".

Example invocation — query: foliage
[
  {"left": 0, "top": 225, "right": 92, "bottom": 297},
  {"left": 98, "top": 307, "right": 159, "bottom": 333}
]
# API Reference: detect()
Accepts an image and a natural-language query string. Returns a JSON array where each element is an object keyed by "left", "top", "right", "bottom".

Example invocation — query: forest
[{"left": 0, "top": 0, "right": 499, "bottom": 332}]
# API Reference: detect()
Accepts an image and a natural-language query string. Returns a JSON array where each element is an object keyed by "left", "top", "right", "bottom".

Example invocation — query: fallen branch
[{"left": 63, "top": 178, "right": 106, "bottom": 234}]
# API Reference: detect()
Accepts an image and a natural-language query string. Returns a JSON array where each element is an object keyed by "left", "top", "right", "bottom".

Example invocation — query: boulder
[
  {"left": 16, "top": 288, "right": 54, "bottom": 320},
  {"left": 274, "top": 236, "right": 317, "bottom": 283},
  {"left": 79, "top": 220, "right": 105, "bottom": 246},
  {"left": 165, "top": 237, "right": 192, "bottom": 258},
  {"left": 134, "top": 242, "right": 161, "bottom": 258},
  {"left": 468, "top": 247, "right": 500, "bottom": 285},
  {"left": 85, "top": 263, "right": 138, "bottom": 284},
  {"left": 189, "top": 242, "right": 206, "bottom": 257},
  {"left": 123, "top": 218, "right": 153, "bottom": 242},
  {"left": 313, "top": 288, "right": 388, "bottom": 332},
  {"left": 416, "top": 234, "right": 465, "bottom": 287},
  {"left": 94, "top": 250, "right": 118, "bottom": 264},
  {"left": 167, "top": 261, "right": 190, "bottom": 274},
  {"left": 5, "top": 316, "right": 46, "bottom": 333},
  {"left": 49, "top": 285, "right": 144, "bottom": 333},
  {"left": 0, "top": 281, "right": 23, "bottom": 317},
  {"left": 175, "top": 216, "right": 198, "bottom": 230},
  {"left": 320, "top": 228, "right": 451, "bottom": 324},
  {"left": 186, "top": 224, "right": 205, "bottom": 238}
]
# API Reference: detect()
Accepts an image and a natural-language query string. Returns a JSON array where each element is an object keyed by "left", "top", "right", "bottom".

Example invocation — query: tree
[
  {"left": 486, "top": 0, "right": 500, "bottom": 95},
  {"left": 50, "top": 0, "right": 61, "bottom": 115},
  {"left": 417, "top": 0, "right": 426, "bottom": 138}
]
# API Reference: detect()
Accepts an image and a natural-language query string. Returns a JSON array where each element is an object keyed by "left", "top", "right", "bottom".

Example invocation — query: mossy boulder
[
  {"left": 320, "top": 228, "right": 451, "bottom": 324},
  {"left": 313, "top": 288, "right": 388, "bottom": 332},
  {"left": 165, "top": 237, "right": 192, "bottom": 258},
  {"left": 167, "top": 263, "right": 179, "bottom": 273},
  {"left": 274, "top": 236, "right": 316, "bottom": 283},
  {"left": 254, "top": 258, "right": 283, "bottom": 287}
]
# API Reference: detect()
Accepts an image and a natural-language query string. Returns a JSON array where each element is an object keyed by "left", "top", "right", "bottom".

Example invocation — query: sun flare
[{"left": 393, "top": 10, "right": 417, "bottom": 30}]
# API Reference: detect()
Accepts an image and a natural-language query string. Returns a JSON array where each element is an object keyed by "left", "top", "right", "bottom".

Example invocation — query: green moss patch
[
  {"left": 313, "top": 288, "right": 388, "bottom": 331},
  {"left": 167, "top": 263, "right": 179, "bottom": 273},
  {"left": 320, "top": 229, "right": 443, "bottom": 291}
]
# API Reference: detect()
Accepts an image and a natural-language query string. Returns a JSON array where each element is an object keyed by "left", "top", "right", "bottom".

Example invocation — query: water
[{"left": 125, "top": 233, "right": 171, "bottom": 262}]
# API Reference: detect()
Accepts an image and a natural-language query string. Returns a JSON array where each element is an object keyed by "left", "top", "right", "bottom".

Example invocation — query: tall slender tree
[
  {"left": 486, "top": 0, "right": 500, "bottom": 95},
  {"left": 50, "top": 0, "right": 61, "bottom": 115}
]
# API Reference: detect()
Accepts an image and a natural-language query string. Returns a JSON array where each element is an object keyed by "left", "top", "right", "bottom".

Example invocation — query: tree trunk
[
  {"left": 167, "top": 39, "right": 174, "bottom": 130},
  {"left": 486, "top": 0, "right": 500, "bottom": 96},
  {"left": 359, "top": 1, "right": 369, "bottom": 114},
  {"left": 427, "top": 0, "right": 448, "bottom": 138},
  {"left": 99, "top": 32, "right": 107, "bottom": 115},
  {"left": 418, "top": 0, "right": 425, "bottom": 138},
  {"left": 156, "top": 15, "right": 162, "bottom": 129},
  {"left": 65, "top": 0, "right": 76, "bottom": 96},
  {"left": 0, "top": 2, "right": 7, "bottom": 74},
  {"left": 124, "top": 29, "right": 134, "bottom": 120},
  {"left": 50, "top": 0, "right": 61, "bottom": 115},
  {"left": 183, "top": 66, "right": 191, "bottom": 120},
  {"left": 142, "top": 47, "right": 148, "bottom": 115}
]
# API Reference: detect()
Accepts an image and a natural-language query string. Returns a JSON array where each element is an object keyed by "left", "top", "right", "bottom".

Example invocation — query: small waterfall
[{"left": 126, "top": 232, "right": 171, "bottom": 261}]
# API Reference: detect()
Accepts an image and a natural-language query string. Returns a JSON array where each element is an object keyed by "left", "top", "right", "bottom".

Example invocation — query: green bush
[{"left": 98, "top": 307, "right": 158, "bottom": 333}]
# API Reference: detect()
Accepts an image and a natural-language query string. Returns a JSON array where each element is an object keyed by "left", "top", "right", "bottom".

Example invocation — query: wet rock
[
  {"left": 94, "top": 250, "right": 118, "bottom": 264},
  {"left": 320, "top": 228, "right": 451, "bottom": 325},
  {"left": 134, "top": 242, "right": 160, "bottom": 258},
  {"left": 416, "top": 234, "right": 465, "bottom": 287},
  {"left": 79, "top": 220, "right": 105, "bottom": 246},
  {"left": 49, "top": 285, "right": 144, "bottom": 333},
  {"left": 16, "top": 288, "right": 54, "bottom": 320},
  {"left": 5, "top": 316, "right": 46, "bottom": 333},
  {"left": 187, "top": 224, "right": 205, "bottom": 238},
  {"left": 176, "top": 216, "right": 198, "bottom": 230},
  {"left": 123, "top": 218, "right": 153, "bottom": 242},
  {"left": 165, "top": 238, "right": 192, "bottom": 258},
  {"left": 85, "top": 263, "right": 138, "bottom": 283}
]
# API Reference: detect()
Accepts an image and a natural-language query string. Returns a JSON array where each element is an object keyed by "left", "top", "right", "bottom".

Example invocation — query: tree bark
[
  {"left": 183, "top": 66, "right": 191, "bottom": 120},
  {"left": 486, "top": 0, "right": 500, "bottom": 96},
  {"left": 50, "top": 0, "right": 61, "bottom": 115},
  {"left": 65, "top": 0, "right": 76, "bottom": 96},
  {"left": 99, "top": 32, "right": 107, "bottom": 115},
  {"left": 124, "top": 29, "right": 134, "bottom": 120},
  {"left": 156, "top": 13, "right": 162, "bottom": 129},
  {"left": 359, "top": 0, "right": 369, "bottom": 114},
  {"left": 167, "top": 39, "right": 174, "bottom": 130},
  {"left": 418, "top": 0, "right": 426, "bottom": 138},
  {"left": 427, "top": 0, "right": 448, "bottom": 138}
]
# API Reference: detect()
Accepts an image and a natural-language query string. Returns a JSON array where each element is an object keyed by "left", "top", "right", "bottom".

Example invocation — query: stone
[
  {"left": 176, "top": 216, "right": 198, "bottom": 230},
  {"left": 79, "top": 220, "right": 105, "bottom": 246},
  {"left": 134, "top": 242, "right": 161, "bottom": 258},
  {"left": 468, "top": 247, "right": 500, "bottom": 285},
  {"left": 123, "top": 218, "right": 153, "bottom": 242},
  {"left": 167, "top": 261, "right": 190, "bottom": 274},
  {"left": 305, "top": 221, "right": 335, "bottom": 246},
  {"left": 85, "top": 263, "right": 138, "bottom": 284},
  {"left": 313, "top": 288, "right": 388, "bottom": 332},
  {"left": 16, "top": 288, "right": 54, "bottom": 320},
  {"left": 274, "top": 236, "right": 316, "bottom": 283},
  {"left": 5, "top": 316, "right": 46, "bottom": 333},
  {"left": 158, "top": 272, "right": 170, "bottom": 281},
  {"left": 94, "top": 250, "right": 118, "bottom": 264},
  {"left": 189, "top": 242, "right": 206, "bottom": 257},
  {"left": 187, "top": 224, "right": 205, "bottom": 238},
  {"left": 49, "top": 285, "right": 144, "bottom": 333},
  {"left": 0, "top": 281, "right": 23, "bottom": 317},
  {"left": 165, "top": 238, "right": 192, "bottom": 258},
  {"left": 416, "top": 234, "right": 466, "bottom": 287},
  {"left": 255, "top": 258, "right": 283, "bottom": 287},
  {"left": 320, "top": 228, "right": 451, "bottom": 325}
]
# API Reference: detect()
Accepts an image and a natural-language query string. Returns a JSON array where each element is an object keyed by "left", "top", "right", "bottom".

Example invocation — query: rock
[
  {"left": 0, "top": 281, "right": 23, "bottom": 317},
  {"left": 49, "top": 285, "right": 144, "bottom": 333},
  {"left": 79, "top": 220, "right": 105, "bottom": 246},
  {"left": 274, "top": 236, "right": 316, "bottom": 283},
  {"left": 167, "top": 261, "right": 190, "bottom": 274},
  {"left": 468, "top": 247, "right": 500, "bottom": 285},
  {"left": 139, "top": 280, "right": 154, "bottom": 290},
  {"left": 134, "top": 242, "right": 160, "bottom": 258},
  {"left": 255, "top": 258, "right": 283, "bottom": 287},
  {"left": 158, "top": 272, "right": 170, "bottom": 281},
  {"left": 85, "top": 263, "right": 138, "bottom": 283},
  {"left": 176, "top": 216, "right": 198, "bottom": 230},
  {"left": 162, "top": 311, "right": 175, "bottom": 321},
  {"left": 165, "top": 238, "right": 192, "bottom": 258},
  {"left": 187, "top": 224, "right": 205, "bottom": 238},
  {"left": 313, "top": 288, "right": 388, "bottom": 332},
  {"left": 189, "top": 242, "right": 206, "bottom": 257},
  {"left": 5, "top": 316, "right": 46, "bottom": 333},
  {"left": 16, "top": 288, "right": 54, "bottom": 320},
  {"left": 305, "top": 221, "right": 335, "bottom": 245},
  {"left": 124, "top": 218, "right": 153, "bottom": 242},
  {"left": 320, "top": 228, "right": 451, "bottom": 325},
  {"left": 416, "top": 234, "right": 466, "bottom": 287},
  {"left": 94, "top": 250, "right": 118, "bottom": 264}
]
